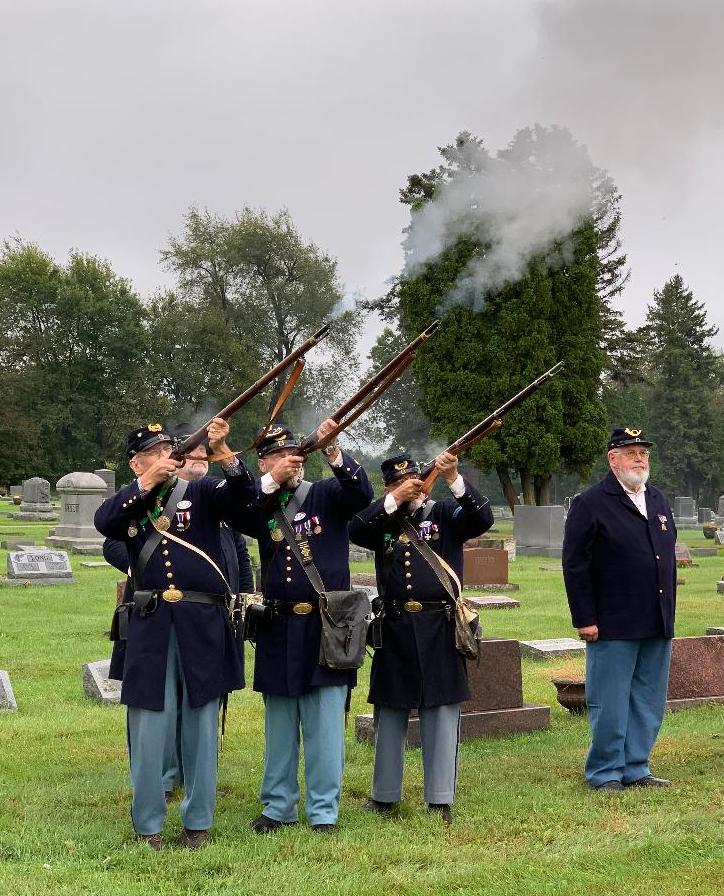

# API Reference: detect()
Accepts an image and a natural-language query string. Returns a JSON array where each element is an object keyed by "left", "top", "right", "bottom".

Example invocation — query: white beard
[
  {"left": 618, "top": 468, "right": 650, "bottom": 491},
  {"left": 286, "top": 467, "right": 305, "bottom": 489}
]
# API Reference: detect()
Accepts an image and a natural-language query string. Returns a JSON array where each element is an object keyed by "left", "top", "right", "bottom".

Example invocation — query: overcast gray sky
[{"left": 2, "top": 0, "right": 722, "bottom": 352}]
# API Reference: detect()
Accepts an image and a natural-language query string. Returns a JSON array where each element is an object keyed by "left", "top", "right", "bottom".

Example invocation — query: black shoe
[
  {"left": 363, "top": 798, "right": 395, "bottom": 814},
  {"left": 178, "top": 828, "right": 210, "bottom": 849},
  {"left": 137, "top": 832, "right": 163, "bottom": 850},
  {"left": 595, "top": 780, "right": 625, "bottom": 792},
  {"left": 250, "top": 813, "right": 297, "bottom": 833},
  {"left": 427, "top": 803, "right": 453, "bottom": 823},
  {"left": 627, "top": 775, "right": 671, "bottom": 787},
  {"left": 310, "top": 823, "right": 338, "bottom": 833}
]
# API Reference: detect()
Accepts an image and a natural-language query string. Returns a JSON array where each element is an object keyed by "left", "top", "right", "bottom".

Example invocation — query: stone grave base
[
  {"left": 516, "top": 546, "right": 563, "bottom": 558},
  {"left": 1, "top": 541, "right": 36, "bottom": 550},
  {"left": 673, "top": 520, "right": 699, "bottom": 530},
  {"left": 10, "top": 512, "right": 58, "bottom": 522},
  {"left": 464, "top": 582, "right": 519, "bottom": 593},
  {"left": 355, "top": 704, "right": 550, "bottom": 746},
  {"left": 520, "top": 638, "right": 585, "bottom": 659},
  {"left": 717, "top": 581, "right": 724, "bottom": 595},
  {"left": 45, "top": 536, "right": 103, "bottom": 553},
  {"left": 80, "top": 561, "right": 110, "bottom": 568},
  {"left": 706, "top": 627, "right": 724, "bottom": 635},
  {"left": 467, "top": 595, "right": 519, "bottom": 610},
  {"left": 689, "top": 547, "right": 717, "bottom": 557},
  {"left": 667, "top": 696, "right": 724, "bottom": 713},
  {"left": 0, "top": 671, "right": 17, "bottom": 711}
]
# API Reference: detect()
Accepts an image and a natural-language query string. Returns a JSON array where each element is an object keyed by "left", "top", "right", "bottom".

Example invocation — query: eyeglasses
[
  {"left": 616, "top": 449, "right": 650, "bottom": 460},
  {"left": 140, "top": 443, "right": 173, "bottom": 459}
]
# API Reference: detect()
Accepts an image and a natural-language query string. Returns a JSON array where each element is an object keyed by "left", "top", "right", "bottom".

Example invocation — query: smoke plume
[{"left": 403, "top": 126, "right": 597, "bottom": 309}]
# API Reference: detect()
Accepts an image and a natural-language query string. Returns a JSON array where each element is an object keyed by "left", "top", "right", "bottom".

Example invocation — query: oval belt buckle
[
  {"left": 404, "top": 600, "right": 423, "bottom": 613},
  {"left": 162, "top": 587, "right": 183, "bottom": 603},
  {"left": 293, "top": 602, "right": 313, "bottom": 615}
]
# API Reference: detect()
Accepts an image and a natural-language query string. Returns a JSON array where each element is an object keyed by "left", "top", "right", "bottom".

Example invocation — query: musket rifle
[
  {"left": 299, "top": 320, "right": 440, "bottom": 455},
  {"left": 419, "top": 361, "right": 565, "bottom": 493},
  {"left": 171, "top": 324, "right": 331, "bottom": 461}
]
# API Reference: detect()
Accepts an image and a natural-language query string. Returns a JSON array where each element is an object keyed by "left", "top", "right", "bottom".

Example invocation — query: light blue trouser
[
  {"left": 371, "top": 704, "right": 461, "bottom": 805},
  {"left": 162, "top": 699, "right": 184, "bottom": 792},
  {"left": 585, "top": 638, "right": 671, "bottom": 787},
  {"left": 260, "top": 685, "right": 347, "bottom": 826},
  {"left": 127, "top": 627, "right": 219, "bottom": 835}
]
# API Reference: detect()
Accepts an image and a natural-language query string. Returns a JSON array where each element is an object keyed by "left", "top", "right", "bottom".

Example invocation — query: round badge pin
[
  {"left": 177, "top": 500, "right": 192, "bottom": 510},
  {"left": 293, "top": 512, "right": 306, "bottom": 522}
]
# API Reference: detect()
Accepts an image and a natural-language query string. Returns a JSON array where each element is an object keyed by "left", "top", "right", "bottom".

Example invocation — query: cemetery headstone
[
  {"left": 465, "top": 595, "right": 519, "bottom": 610},
  {"left": 10, "top": 477, "right": 58, "bottom": 522},
  {"left": 82, "top": 659, "right": 122, "bottom": 704},
  {"left": 356, "top": 638, "right": 549, "bottom": 745},
  {"left": 4, "top": 549, "right": 74, "bottom": 586},
  {"left": 45, "top": 472, "right": 107, "bottom": 554},
  {"left": 514, "top": 505, "right": 565, "bottom": 557},
  {"left": 9, "top": 485, "right": 22, "bottom": 498},
  {"left": 675, "top": 543, "right": 694, "bottom": 567},
  {"left": 674, "top": 496, "right": 698, "bottom": 529},
  {"left": 714, "top": 530, "right": 724, "bottom": 546},
  {"left": 0, "top": 671, "right": 17, "bottom": 711},
  {"left": 519, "top": 638, "right": 586, "bottom": 659},
  {"left": 698, "top": 507, "right": 714, "bottom": 524},
  {"left": 463, "top": 548, "right": 508, "bottom": 587},
  {"left": 94, "top": 469, "right": 116, "bottom": 500}
]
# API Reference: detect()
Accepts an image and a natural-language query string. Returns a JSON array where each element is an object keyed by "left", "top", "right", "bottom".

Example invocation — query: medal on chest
[
  {"left": 175, "top": 510, "right": 191, "bottom": 531},
  {"left": 657, "top": 513, "right": 668, "bottom": 531}
]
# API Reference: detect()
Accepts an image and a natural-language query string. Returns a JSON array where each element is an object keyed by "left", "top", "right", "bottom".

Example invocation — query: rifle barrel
[
  {"left": 172, "top": 324, "right": 331, "bottom": 459},
  {"left": 420, "top": 361, "right": 565, "bottom": 474},
  {"left": 300, "top": 319, "right": 440, "bottom": 452}
]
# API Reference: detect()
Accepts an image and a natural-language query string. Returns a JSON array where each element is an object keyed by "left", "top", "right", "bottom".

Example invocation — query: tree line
[{"left": 1, "top": 127, "right": 722, "bottom": 507}]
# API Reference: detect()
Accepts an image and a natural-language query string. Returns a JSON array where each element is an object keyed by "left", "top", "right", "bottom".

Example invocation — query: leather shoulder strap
[
  {"left": 132, "top": 478, "right": 189, "bottom": 589},
  {"left": 284, "top": 480, "right": 312, "bottom": 522},
  {"left": 274, "top": 508, "right": 327, "bottom": 595},
  {"left": 151, "top": 522, "right": 231, "bottom": 593},
  {"left": 399, "top": 517, "right": 461, "bottom": 603}
]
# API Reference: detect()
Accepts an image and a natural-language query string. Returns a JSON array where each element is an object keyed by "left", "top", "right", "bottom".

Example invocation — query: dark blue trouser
[{"left": 585, "top": 638, "right": 671, "bottom": 787}]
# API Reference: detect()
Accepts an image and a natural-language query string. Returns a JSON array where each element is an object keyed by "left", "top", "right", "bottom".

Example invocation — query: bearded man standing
[{"left": 562, "top": 428, "right": 677, "bottom": 792}]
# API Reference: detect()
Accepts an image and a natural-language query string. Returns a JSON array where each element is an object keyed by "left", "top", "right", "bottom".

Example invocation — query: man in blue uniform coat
[
  {"left": 563, "top": 427, "right": 677, "bottom": 791},
  {"left": 240, "top": 422, "right": 373, "bottom": 834},
  {"left": 94, "top": 418, "right": 256, "bottom": 848},
  {"left": 103, "top": 433, "right": 254, "bottom": 797},
  {"left": 349, "top": 451, "right": 493, "bottom": 823}
]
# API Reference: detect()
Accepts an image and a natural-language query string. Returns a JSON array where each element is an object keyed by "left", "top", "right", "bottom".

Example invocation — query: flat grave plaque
[
  {"left": 5, "top": 549, "right": 74, "bottom": 585},
  {"left": 519, "top": 638, "right": 586, "bottom": 659},
  {"left": 80, "top": 561, "right": 110, "bottom": 568},
  {"left": 82, "top": 659, "right": 122, "bottom": 704}
]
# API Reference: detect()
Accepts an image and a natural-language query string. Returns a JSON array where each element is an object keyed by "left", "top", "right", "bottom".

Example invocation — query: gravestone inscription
[
  {"left": 5, "top": 549, "right": 74, "bottom": 585},
  {"left": 45, "top": 472, "right": 106, "bottom": 554}
]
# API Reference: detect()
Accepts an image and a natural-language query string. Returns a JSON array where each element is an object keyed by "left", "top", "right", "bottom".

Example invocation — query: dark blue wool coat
[
  {"left": 241, "top": 451, "right": 373, "bottom": 697},
  {"left": 350, "top": 481, "right": 493, "bottom": 708},
  {"left": 94, "top": 468, "right": 256, "bottom": 710},
  {"left": 562, "top": 472, "right": 677, "bottom": 640}
]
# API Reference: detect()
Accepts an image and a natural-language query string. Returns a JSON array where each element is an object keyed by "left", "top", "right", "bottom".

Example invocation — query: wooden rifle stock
[
  {"left": 419, "top": 361, "right": 565, "bottom": 493},
  {"left": 171, "top": 324, "right": 331, "bottom": 460},
  {"left": 299, "top": 320, "right": 440, "bottom": 454}
]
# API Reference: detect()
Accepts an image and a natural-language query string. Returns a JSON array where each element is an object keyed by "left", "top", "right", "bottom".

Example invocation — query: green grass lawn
[{"left": 2, "top": 503, "right": 724, "bottom": 895}]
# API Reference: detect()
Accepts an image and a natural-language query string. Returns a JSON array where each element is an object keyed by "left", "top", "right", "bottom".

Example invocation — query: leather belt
[
  {"left": 156, "top": 589, "right": 227, "bottom": 605},
  {"left": 384, "top": 599, "right": 450, "bottom": 614},
  {"left": 264, "top": 600, "right": 317, "bottom": 616}
]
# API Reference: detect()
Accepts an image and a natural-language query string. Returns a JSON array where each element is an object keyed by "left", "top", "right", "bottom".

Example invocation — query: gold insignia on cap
[
  {"left": 147, "top": 423, "right": 163, "bottom": 432},
  {"left": 394, "top": 460, "right": 409, "bottom": 471},
  {"left": 267, "top": 426, "right": 284, "bottom": 437},
  {"left": 624, "top": 428, "right": 642, "bottom": 437}
]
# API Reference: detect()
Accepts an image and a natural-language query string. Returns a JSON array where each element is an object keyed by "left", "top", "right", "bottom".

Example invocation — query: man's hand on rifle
[
  {"left": 316, "top": 418, "right": 341, "bottom": 463},
  {"left": 269, "top": 452, "right": 306, "bottom": 486},
  {"left": 139, "top": 457, "right": 183, "bottom": 492},
  {"left": 207, "top": 417, "right": 231, "bottom": 456},
  {"left": 434, "top": 451, "right": 459, "bottom": 486},
  {"left": 391, "top": 477, "right": 424, "bottom": 505}
]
